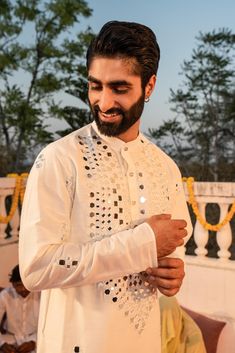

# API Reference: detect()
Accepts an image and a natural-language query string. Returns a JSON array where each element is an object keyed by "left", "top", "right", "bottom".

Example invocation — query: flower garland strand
[
  {"left": 0, "top": 173, "right": 28, "bottom": 224},
  {"left": 1, "top": 174, "right": 234, "bottom": 230},
  {"left": 19, "top": 173, "right": 29, "bottom": 204},
  {"left": 183, "top": 177, "right": 235, "bottom": 232}
]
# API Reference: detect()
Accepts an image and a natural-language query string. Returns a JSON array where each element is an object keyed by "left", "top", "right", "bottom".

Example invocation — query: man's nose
[{"left": 98, "top": 89, "right": 115, "bottom": 113}]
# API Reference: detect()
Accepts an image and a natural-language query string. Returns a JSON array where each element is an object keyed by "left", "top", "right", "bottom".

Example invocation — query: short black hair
[
  {"left": 9, "top": 265, "right": 21, "bottom": 283},
  {"left": 86, "top": 21, "right": 160, "bottom": 88}
]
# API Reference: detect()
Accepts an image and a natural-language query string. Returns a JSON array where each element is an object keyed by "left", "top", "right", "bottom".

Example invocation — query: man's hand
[
  {"left": 0, "top": 343, "right": 17, "bottom": 353},
  {"left": 17, "top": 341, "right": 36, "bottom": 353},
  {"left": 146, "top": 214, "right": 187, "bottom": 258},
  {"left": 144, "top": 257, "right": 185, "bottom": 296}
]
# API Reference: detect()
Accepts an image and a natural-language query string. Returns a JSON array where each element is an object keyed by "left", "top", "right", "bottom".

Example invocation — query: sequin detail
[
  {"left": 35, "top": 154, "right": 45, "bottom": 168},
  {"left": 65, "top": 176, "right": 75, "bottom": 201},
  {"left": 103, "top": 273, "right": 156, "bottom": 334},
  {"left": 76, "top": 129, "right": 172, "bottom": 334},
  {"left": 60, "top": 222, "right": 69, "bottom": 241},
  {"left": 77, "top": 134, "right": 131, "bottom": 240},
  {"left": 57, "top": 257, "right": 78, "bottom": 269}
]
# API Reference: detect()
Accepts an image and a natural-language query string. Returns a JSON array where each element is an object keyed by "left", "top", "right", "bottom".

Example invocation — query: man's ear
[{"left": 145, "top": 74, "right": 157, "bottom": 100}]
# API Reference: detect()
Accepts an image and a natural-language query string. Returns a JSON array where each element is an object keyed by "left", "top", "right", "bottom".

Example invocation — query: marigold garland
[
  {"left": 183, "top": 177, "right": 235, "bottom": 232},
  {"left": 0, "top": 173, "right": 28, "bottom": 224},
  {"left": 1, "top": 174, "right": 234, "bottom": 230}
]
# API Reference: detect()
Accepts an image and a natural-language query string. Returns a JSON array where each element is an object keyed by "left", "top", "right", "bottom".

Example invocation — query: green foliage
[
  {"left": 149, "top": 28, "right": 235, "bottom": 181},
  {"left": 0, "top": 0, "right": 93, "bottom": 175}
]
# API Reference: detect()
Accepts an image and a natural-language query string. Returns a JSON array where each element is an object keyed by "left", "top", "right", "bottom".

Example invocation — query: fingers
[
  {"left": 147, "top": 214, "right": 188, "bottom": 258},
  {"left": 146, "top": 267, "right": 185, "bottom": 281},
  {"left": 153, "top": 214, "right": 171, "bottom": 220},
  {"left": 151, "top": 215, "right": 187, "bottom": 229},
  {"left": 157, "top": 257, "right": 184, "bottom": 268},
  {"left": 157, "top": 286, "right": 180, "bottom": 296},
  {"left": 144, "top": 257, "right": 185, "bottom": 296},
  {"left": 149, "top": 267, "right": 184, "bottom": 279},
  {"left": 178, "top": 228, "right": 188, "bottom": 237},
  {"left": 146, "top": 274, "right": 182, "bottom": 296},
  {"left": 172, "top": 219, "right": 187, "bottom": 229}
]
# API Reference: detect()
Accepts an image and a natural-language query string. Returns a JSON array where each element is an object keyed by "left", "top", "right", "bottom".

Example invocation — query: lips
[{"left": 99, "top": 111, "right": 122, "bottom": 123}]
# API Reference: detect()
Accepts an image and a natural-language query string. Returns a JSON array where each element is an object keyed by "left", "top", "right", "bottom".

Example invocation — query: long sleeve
[{"left": 19, "top": 144, "right": 158, "bottom": 291}]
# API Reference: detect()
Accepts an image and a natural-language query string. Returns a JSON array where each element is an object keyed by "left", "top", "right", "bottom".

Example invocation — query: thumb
[{"left": 154, "top": 214, "right": 171, "bottom": 220}]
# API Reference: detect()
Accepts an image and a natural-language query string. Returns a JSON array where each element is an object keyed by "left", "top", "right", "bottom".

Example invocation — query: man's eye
[
  {"left": 113, "top": 88, "right": 128, "bottom": 94},
  {"left": 90, "top": 84, "right": 102, "bottom": 91}
]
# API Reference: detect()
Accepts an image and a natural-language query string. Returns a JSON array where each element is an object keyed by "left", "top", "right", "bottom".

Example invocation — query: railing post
[
  {"left": 194, "top": 203, "right": 209, "bottom": 257},
  {"left": 217, "top": 203, "right": 232, "bottom": 260},
  {"left": 9, "top": 206, "right": 20, "bottom": 242},
  {"left": 0, "top": 194, "right": 8, "bottom": 242}
]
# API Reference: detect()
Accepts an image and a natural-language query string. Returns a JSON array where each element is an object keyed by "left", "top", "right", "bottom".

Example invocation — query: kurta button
[
  {"left": 124, "top": 147, "right": 128, "bottom": 151},
  {"left": 129, "top": 172, "right": 134, "bottom": 177}
]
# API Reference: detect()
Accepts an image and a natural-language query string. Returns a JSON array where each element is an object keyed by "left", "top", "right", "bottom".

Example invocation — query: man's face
[
  {"left": 88, "top": 57, "right": 145, "bottom": 141},
  {"left": 12, "top": 281, "right": 30, "bottom": 298}
]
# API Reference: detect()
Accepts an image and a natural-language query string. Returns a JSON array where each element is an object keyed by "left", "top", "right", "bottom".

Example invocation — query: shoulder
[
  {"left": 42, "top": 123, "right": 92, "bottom": 156},
  {"left": 33, "top": 123, "right": 93, "bottom": 169},
  {"left": 0, "top": 287, "right": 15, "bottom": 301}
]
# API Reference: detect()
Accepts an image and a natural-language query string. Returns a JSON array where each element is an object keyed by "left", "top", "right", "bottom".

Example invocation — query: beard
[{"left": 89, "top": 92, "right": 145, "bottom": 137}]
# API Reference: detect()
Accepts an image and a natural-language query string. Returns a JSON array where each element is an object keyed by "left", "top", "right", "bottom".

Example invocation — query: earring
[{"left": 145, "top": 96, "right": 150, "bottom": 103}]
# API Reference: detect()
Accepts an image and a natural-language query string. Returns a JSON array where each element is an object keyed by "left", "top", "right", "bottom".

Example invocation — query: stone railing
[
  {"left": 1, "top": 178, "right": 235, "bottom": 329},
  {"left": 0, "top": 178, "right": 235, "bottom": 258},
  {"left": 0, "top": 177, "right": 21, "bottom": 245},
  {"left": 183, "top": 181, "right": 235, "bottom": 262}
]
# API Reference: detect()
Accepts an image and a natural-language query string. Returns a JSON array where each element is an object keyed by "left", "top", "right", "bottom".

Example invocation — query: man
[
  {"left": 0, "top": 265, "right": 40, "bottom": 353},
  {"left": 19, "top": 21, "right": 192, "bottom": 353}
]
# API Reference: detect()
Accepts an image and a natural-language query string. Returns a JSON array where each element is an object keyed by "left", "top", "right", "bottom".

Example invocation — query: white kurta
[
  {"left": 19, "top": 122, "right": 192, "bottom": 353},
  {"left": 0, "top": 287, "right": 40, "bottom": 349}
]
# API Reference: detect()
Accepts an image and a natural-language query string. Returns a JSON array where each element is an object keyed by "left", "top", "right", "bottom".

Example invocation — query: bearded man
[{"left": 19, "top": 21, "right": 192, "bottom": 353}]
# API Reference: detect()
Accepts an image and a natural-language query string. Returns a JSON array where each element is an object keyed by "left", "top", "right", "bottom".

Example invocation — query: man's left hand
[
  {"left": 17, "top": 341, "right": 36, "bottom": 353},
  {"left": 145, "top": 257, "right": 185, "bottom": 296}
]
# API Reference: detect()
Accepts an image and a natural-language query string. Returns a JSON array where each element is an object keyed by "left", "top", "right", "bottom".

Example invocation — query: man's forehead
[{"left": 88, "top": 56, "right": 141, "bottom": 79}]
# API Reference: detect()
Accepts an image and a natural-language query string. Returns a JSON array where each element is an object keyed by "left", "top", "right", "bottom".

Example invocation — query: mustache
[{"left": 93, "top": 105, "right": 124, "bottom": 116}]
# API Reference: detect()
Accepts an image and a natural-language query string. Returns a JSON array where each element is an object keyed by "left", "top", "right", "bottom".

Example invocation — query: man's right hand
[
  {"left": 146, "top": 214, "right": 187, "bottom": 258},
  {"left": 0, "top": 343, "right": 17, "bottom": 353}
]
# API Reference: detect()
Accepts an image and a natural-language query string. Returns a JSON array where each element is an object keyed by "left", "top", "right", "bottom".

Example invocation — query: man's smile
[{"left": 99, "top": 111, "right": 122, "bottom": 123}]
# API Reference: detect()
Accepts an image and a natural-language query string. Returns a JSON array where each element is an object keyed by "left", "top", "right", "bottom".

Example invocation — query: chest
[{"left": 70, "top": 135, "right": 174, "bottom": 242}]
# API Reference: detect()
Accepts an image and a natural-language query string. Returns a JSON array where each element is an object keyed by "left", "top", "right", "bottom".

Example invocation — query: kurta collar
[{"left": 91, "top": 121, "right": 148, "bottom": 152}]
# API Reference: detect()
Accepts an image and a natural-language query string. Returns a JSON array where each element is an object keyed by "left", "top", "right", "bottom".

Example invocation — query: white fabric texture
[
  {"left": 19, "top": 121, "right": 192, "bottom": 353},
  {"left": 0, "top": 287, "right": 40, "bottom": 350}
]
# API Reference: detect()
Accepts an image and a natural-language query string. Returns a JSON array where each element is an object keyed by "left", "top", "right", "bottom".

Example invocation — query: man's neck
[{"left": 116, "top": 120, "right": 140, "bottom": 142}]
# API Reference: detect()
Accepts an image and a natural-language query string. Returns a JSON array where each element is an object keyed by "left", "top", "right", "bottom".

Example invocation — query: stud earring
[{"left": 145, "top": 96, "right": 150, "bottom": 103}]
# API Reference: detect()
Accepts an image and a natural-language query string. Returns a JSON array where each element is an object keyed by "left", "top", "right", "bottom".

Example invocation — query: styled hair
[
  {"left": 86, "top": 21, "right": 160, "bottom": 88},
  {"left": 9, "top": 264, "right": 21, "bottom": 283}
]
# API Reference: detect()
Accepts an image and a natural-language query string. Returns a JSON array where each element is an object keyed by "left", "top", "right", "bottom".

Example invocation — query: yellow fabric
[{"left": 160, "top": 296, "right": 207, "bottom": 353}]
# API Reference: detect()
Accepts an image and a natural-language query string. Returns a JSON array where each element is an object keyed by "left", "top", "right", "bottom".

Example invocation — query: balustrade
[
  {"left": 183, "top": 181, "right": 235, "bottom": 261},
  {"left": 0, "top": 178, "right": 235, "bottom": 262}
]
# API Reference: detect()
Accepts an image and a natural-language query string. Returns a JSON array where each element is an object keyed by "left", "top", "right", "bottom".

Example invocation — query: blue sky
[{"left": 76, "top": 0, "right": 235, "bottom": 133}]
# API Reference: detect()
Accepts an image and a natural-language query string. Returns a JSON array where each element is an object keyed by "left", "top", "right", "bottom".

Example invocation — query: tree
[
  {"left": 149, "top": 28, "right": 235, "bottom": 181},
  {"left": 0, "top": 0, "right": 93, "bottom": 175}
]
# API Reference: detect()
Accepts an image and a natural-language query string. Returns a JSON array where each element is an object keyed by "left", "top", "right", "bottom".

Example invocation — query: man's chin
[{"left": 95, "top": 116, "right": 122, "bottom": 136}]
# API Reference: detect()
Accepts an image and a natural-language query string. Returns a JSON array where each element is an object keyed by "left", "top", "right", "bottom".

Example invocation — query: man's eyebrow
[
  {"left": 88, "top": 75, "right": 132, "bottom": 87},
  {"left": 88, "top": 75, "right": 101, "bottom": 84},
  {"left": 109, "top": 80, "right": 132, "bottom": 87}
]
